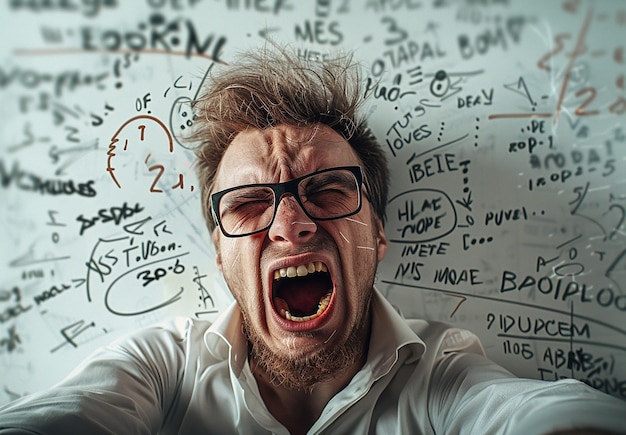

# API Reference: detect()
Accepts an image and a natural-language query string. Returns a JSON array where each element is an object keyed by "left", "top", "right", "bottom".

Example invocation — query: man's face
[{"left": 212, "top": 124, "right": 388, "bottom": 388}]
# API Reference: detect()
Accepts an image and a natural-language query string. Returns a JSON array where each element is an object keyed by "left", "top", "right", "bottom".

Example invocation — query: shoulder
[
  {"left": 134, "top": 317, "right": 213, "bottom": 341},
  {"left": 102, "top": 317, "right": 214, "bottom": 365}
]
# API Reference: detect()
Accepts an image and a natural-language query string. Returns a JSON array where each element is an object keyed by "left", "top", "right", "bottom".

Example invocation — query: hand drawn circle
[
  {"left": 386, "top": 188, "right": 457, "bottom": 243},
  {"left": 106, "top": 115, "right": 174, "bottom": 189}
]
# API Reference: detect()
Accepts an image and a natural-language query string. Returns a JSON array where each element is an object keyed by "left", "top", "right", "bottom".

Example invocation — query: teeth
[
  {"left": 273, "top": 261, "right": 328, "bottom": 281},
  {"left": 279, "top": 292, "right": 332, "bottom": 322},
  {"left": 272, "top": 262, "right": 332, "bottom": 322}
]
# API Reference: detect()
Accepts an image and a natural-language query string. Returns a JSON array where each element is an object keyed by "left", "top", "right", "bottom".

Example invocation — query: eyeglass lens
[{"left": 216, "top": 168, "right": 361, "bottom": 236}]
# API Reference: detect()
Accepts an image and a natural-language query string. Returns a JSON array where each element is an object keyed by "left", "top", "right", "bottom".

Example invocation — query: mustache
[{"left": 261, "top": 233, "right": 338, "bottom": 260}]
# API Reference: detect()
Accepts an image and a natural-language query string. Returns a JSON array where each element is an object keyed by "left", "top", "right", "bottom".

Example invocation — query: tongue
[{"left": 275, "top": 275, "right": 330, "bottom": 317}]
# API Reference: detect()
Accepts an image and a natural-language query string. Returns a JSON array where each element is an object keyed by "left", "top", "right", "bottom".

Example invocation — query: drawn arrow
[{"left": 455, "top": 192, "right": 473, "bottom": 212}]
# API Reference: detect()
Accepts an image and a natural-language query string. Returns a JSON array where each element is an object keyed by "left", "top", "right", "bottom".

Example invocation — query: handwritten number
[
  {"left": 148, "top": 164, "right": 164, "bottom": 193},
  {"left": 537, "top": 33, "right": 570, "bottom": 71},
  {"left": 603, "top": 159, "right": 616, "bottom": 177},
  {"left": 138, "top": 259, "right": 185, "bottom": 287},
  {"left": 65, "top": 126, "right": 80, "bottom": 143},
  {"left": 137, "top": 270, "right": 153, "bottom": 287},
  {"left": 381, "top": 17, "right": 407, "bottom": 45},
  {"left": 172, "top": 258, "right": 185, "bottom": 274},
  {"left": 574, "top": 87, "right": 599, "bottom": 116},
  {"left": 569, "top": 182, "right": 589, "bottom": 214},
  {"left": 449, "top": 296, "right": 466, "bottom": 318},
  {"left": 138, "top": 125, "right": 146, "bottom": 141}
]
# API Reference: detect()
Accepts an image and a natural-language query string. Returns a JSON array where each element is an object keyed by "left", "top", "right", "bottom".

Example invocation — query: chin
[{"left": 244, "top": 308, "right": 370, "bottom": 391}]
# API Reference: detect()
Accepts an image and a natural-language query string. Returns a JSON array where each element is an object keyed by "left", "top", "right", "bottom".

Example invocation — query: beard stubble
[{"left": 242, "top": 295, "right": 372, "bottom": 392}]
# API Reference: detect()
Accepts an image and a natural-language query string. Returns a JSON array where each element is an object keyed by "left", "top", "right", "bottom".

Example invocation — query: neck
[
  {"left": 251, "top": 348, "right": 367, "bottom": 435},
  {"left": 246, "top": 299, "right": 374, "bottom": 433}
]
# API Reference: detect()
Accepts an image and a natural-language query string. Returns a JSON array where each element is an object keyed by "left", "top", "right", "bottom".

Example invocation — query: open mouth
[{"left": 272, "top": 261, "right": 334, "bottom": 323}]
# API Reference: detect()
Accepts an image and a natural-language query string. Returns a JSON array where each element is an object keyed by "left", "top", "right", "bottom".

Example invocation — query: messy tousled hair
[{"left": 191, "top": 44, "right": 389, "bottom": 233}]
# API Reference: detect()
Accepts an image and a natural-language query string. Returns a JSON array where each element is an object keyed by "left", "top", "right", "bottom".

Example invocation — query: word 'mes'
[{"left": 0, "top": 159, "right": 96, "bottom": 197}]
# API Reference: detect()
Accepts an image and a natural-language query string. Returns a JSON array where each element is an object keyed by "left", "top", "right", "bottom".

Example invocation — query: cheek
[
  {"left": 217, "top": 240, "right": 245, "bottom": 285},
  {"left": 218, "top": 238, "right": 263, "bottom": 297},
  {"left": 334, "top": 225, "right": 379, "bottom": 269},
  {"left": 221, "top": 242, "right": 250, "bottom": 282},
  {"left": 339, "top": 214, "right": 381, "bottom": 252}
]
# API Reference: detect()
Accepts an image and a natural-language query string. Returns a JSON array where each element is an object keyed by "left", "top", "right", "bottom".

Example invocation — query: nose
[{"left": 267, "top": 194, "right": 317, "bottom": 243}]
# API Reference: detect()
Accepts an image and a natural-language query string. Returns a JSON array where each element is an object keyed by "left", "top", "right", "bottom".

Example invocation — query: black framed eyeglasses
[{"left": 211, "top": 166, "right": 364, "bottom": 237}]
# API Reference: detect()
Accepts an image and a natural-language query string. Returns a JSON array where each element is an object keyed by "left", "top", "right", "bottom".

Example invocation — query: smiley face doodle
[{"left": 169, "top": 96, "right": 199, "bottom": 150}]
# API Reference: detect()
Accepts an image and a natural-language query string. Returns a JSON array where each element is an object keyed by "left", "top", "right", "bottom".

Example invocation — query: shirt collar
[
  {"left": 203, "top": 288, "right": 426, "bottom": 378},
  {"left": 204, "top": 301, "right": 248, "bottom": 375},
  {"left": 365, "top": 288, "right": 426, "bottom": 378}
]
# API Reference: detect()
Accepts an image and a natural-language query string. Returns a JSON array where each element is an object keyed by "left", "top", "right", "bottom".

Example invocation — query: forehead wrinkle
[
  {"left": 220, "top": 123, "right": 355, "bottom": 189},
  {"left": 263, "top": 125, "right": 320, "bottom": 179}
]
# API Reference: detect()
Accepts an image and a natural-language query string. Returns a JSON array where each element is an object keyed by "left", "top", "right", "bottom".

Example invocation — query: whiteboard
[{"left": 0, "top": 0, "right": 624, "bottom": 404}]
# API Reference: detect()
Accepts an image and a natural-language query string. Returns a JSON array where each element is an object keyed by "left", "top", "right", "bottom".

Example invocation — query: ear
[
  {"left": 215, "top": 252, "right": 223, "bottom": 272},
  {"left": 375, "top": 218, "right": 388, "bottom": 262},
  {"left": 212, "top": 229, "right": 223, "bottom": 272}
]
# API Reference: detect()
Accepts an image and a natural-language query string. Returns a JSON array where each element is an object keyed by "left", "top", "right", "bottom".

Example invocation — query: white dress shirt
[{"left": 0, "top": 289, "right": 623, "bottom": 434}]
